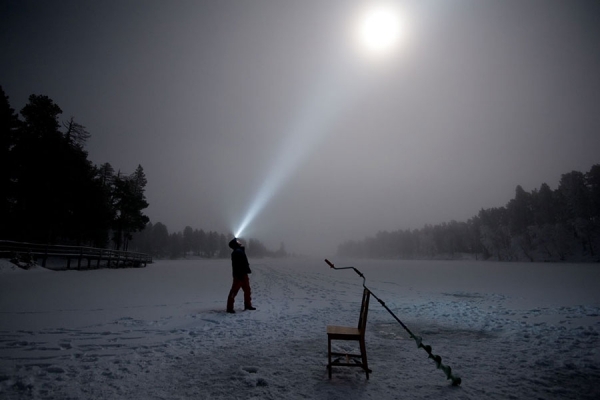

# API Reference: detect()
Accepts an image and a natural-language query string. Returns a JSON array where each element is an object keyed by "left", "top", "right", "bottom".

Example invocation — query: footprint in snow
[{"left": 241, "top": 366, "right": 268, "bottom": 387}]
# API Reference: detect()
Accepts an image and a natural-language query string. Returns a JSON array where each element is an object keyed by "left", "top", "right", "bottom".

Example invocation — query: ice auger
[{"left": 325, "top": 259, "right": 462, "bottom": 386}]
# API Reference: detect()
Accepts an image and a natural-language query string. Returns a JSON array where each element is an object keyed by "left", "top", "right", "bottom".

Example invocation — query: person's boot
[
  {"left": 227, "top": 297, "right": 235, "bottom": 313},
  {"left": 244, "top": 303, "right": 256, "bottom": 311}
]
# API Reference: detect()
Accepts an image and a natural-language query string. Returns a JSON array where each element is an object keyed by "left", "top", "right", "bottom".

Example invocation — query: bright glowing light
[
  {"left": 234, "top": 227, "right": 244, "bottom": 238},
  {"left": 355, "top": 3, "right": 404, "bottom": 57}
]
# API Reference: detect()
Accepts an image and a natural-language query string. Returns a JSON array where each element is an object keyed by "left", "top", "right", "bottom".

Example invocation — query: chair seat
[{"left": 327, "top": 325, "right": 361, "bottom": 337}]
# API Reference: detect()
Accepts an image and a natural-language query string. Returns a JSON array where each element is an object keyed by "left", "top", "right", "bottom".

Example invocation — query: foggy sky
[{"left": 2, "top": 0, "right": 600, "bottom": 256}]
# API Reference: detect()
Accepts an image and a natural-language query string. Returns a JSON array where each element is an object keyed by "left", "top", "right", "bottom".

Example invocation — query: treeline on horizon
[
  {"left": 4, "top": 86, "right": 598, "bottom": 263},
  {"left": 338, "top": 165, "right": 600, "bottom": 262},
  {"left": 0, "top": 86, "right": 149, "bottom": 250},
  {"left": 128, "top": 223, "right": 287, "bottom": 260}
]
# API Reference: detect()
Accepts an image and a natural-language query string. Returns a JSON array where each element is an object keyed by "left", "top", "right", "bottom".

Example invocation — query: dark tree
[
  {"left": 558, "top": 171, "right": 591, "bottom": 223},
  {"left": 585, "top": 165, "right": 600, "bottom": 223},
  {"left": 111, "top": 166, "right": 150, "bottom": 250},
  {"left": 557, "top": 170, "right": 594, "bottom": 255},
  {"left": 206, "top": 231, "right": 219, "bottom": 257},
  {"left": 63, "top": 116, "right": 91, "bottom": 148},
  {"left": 11, "top": 95, "right": 65, "bottom": 242},
  {"left": 218, "top": 233, "right": 229, "bottom": 258},
  {"left": 531, "top": 183, "right": 557, "bottom": 226},
  {"left": 97, "top": 162, "right": 116, "bottom": 187},
  {"left": 194, "top": 228, "right": 207, "bottom": 256},
  {"left": 152, "top": 222, "right": 170, "bottom": 257},
  {"left": 0, "top": 86, "right": 20, "bottom": 238},
  {"left": 507, "top": 185, "right": 533, "bottom": 235},
  {"left": 183, "top": 226, "right": 194, "bottom": 255},
  {"left": 169, "top": 232, "right": 183, "bottom": 259}
]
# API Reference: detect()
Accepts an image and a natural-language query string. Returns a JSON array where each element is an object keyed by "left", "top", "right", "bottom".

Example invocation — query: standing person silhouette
[{"left": 226, "top": 238, "right": 255, "bottom": 313}]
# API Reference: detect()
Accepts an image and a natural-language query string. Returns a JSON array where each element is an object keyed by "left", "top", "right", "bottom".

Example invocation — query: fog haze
[{"left": 2, "top": 0, "right": 599, "bottom": 255}]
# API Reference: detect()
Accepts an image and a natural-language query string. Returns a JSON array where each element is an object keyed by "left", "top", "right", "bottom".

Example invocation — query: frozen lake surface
[{"left": 1, "top": 258, "right": 599, "bottom": 399}]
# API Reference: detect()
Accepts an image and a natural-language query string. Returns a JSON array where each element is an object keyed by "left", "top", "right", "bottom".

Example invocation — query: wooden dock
[{"left": 0, "top": 240, "right": 152, "bottom": 270}]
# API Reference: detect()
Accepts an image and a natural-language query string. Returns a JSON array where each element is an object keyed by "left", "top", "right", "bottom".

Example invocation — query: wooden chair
[{"left": 327, "top": 287, "right": 372, "bottom": 379}]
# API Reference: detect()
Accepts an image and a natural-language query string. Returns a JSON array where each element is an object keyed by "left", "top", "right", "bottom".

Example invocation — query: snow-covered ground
[{"left": 0, "top": 257, "right": 599, "bottom": 399}]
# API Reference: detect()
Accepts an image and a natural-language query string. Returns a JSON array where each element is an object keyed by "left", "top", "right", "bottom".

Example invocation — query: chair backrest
[{"left": 357, "top": 288, "right": 370, "bottom": 334}]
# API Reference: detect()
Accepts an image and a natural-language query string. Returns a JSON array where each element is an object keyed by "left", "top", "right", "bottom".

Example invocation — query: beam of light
[
  {"left": 234, "top": 66, "right": 359, "bottom": 238},
  {"left": 234, "top": 4, "right": 406, "bottom": 240}
]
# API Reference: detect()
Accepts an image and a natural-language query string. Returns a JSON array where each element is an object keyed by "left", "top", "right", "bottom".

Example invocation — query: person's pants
[{"left": 227, "top": 275, "right": 252, "bottom": 310}]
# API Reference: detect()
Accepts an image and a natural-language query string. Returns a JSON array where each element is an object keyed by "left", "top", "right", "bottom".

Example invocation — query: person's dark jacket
[{"left": 231, "top": 247, "right": 251, "bottom": 280}]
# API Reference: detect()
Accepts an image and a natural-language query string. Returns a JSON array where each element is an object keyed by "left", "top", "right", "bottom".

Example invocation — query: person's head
[{"left": 229, "top": 238, "right": 243, "bottom": 249}]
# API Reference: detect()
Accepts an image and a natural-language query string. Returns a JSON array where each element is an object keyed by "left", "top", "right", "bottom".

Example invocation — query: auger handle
[{"left": 324, "top": 259, "right": 365, "bottom": 284}]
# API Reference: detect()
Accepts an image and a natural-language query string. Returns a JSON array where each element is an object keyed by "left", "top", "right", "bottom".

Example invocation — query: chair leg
[
  {"left": 359, "top": 338, "right": 369, "bottom": 380},
  {"left": 327, "top": 337, "right": 332, "bottom": 379}
]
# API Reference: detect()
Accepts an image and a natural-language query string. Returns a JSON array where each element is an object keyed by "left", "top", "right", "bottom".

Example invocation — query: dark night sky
[{"left": 2, "top": 0, "right": 600, "bottom": 255}]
